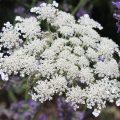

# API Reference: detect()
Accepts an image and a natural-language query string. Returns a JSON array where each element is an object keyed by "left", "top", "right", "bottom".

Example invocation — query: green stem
[
  {"left": 23, "top": 0, "right": 37, "bottom": 8},
  {"left": 47, "top": 23, "right": 51, "bottom": 32},
  {"left": 31, "top": 0, "right": 37, "bottom": 7},
  {"left": 48, "top": 0, "right": 53, "bottom": 4},
  {"left": 25, "top": 82, "right": 29, "bottom": 101},
  {"left": 25, "top": 76, "right": 31, "bottom": 101},
  {"left": 32, "top": 104, "right": 43, "bottom": 120},
  {"left": 8, "top": 90, "right": 17, "bottom": 102},
  {"left": 53, "top": 113, "right": 58, "bottom": 120},
  {"left": 72, "top": 0, "right": 85, "bottom": 15},
  {"left": 23, "top": 3, "right": 31, "bottom": 9}
]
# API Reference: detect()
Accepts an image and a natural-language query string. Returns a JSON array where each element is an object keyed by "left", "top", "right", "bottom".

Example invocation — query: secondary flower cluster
[{"left": 0, "top": 1, "right": 120, "bottom": 117}]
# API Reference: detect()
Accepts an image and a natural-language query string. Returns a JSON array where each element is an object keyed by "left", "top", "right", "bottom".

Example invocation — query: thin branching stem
[{"left": 72, "top": 0, "right": 85, "bottom": 15}]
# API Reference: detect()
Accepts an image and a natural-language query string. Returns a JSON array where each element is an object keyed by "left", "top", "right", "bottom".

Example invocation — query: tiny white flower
[
  {"left": 116, "top": 99, "right": 120, "bottom": 106},
  {"left": 52, "top": 1, "right": 58, "bottom": 7},
  {"left": 92, "top": 109, "right": 100, "bottom": 117}
]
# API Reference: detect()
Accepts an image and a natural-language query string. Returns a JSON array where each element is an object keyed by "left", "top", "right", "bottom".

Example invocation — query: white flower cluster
[
  {"left": 86, "top": 78, "right": 120, "bottom": 117},
  {"left": 32, "top": 75, "right": 67, "bottom": 103},
  {"left": 15, "top": 16, "right": 41, "bottom": 39},
  {"left": 0, "top": 1, "right": 120, "bottom": 117},
  {"left": 0, "top": 51, "right": 38, "bottom": 77},
  {"left": 0, "top": 22, "right": 22, "bottom": 49}
]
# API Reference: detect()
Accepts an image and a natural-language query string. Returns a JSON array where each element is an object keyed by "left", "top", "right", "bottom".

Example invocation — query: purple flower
[
  {"left": 76, "top": 8, "right": 88, "bottom": 18},
  {"left": 112, "top": 1, "right": 120, "bottom": 9},
  {"left": 28, "top": 99, "right": 39, "bottom": 111},
  {"left": 10, "top": 101, "right": 23, "bottom": 112},
  {"left": 57, "top": 97, "right": 74, "bottom": 120},
  {"left": 79, "top": 112, "right": 85, "bottom": 120},
  {"left": 2, "top": 99, "right": 40, "bottom": 120},
  {"left": 14, "top": 6, "right": 25, "bottom": 14},
  {"left": 112, "top": 1, "right": 120, "bottom": 32},
  {"left": 24, "top": 112, "right": 31, "bottom": 120},
  {"left": 98, "top": 55, "right": 105, "bottom": 62},
  {"left": 38, "top": 114, "right": 47, "bottom": 120}
]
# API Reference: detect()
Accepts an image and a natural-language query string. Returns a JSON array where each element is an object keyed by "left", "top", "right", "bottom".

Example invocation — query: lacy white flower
[
  {"left": 86, "top": 47, "right": 98, "bottom": 61},
  {"left": 94, "top": 59, "right": 119, "bottom": 78},
  {"left": 0, "top": 69, "right": 8, "bottom": 81},
  {"left": 32, "top": 75, "right": 67, "bottom": 102},
  {"left": 0, "top": 53, "right": 38, "bottom": 76},
  {"left": 66, "top": 86, "right": 86, "bottom": 110},
  {"left": 0, "top": 1, "right": 120, "bottom": 117},
  {"left": 79, "top": 67, "right": 94, "bottom": 84},
  {"left": 98, "top": 37, "right": 119, "bottom": 58},
  {"left": 23, "top": 38, "right": 48, "bottom": 56},
  {"left": 15, "top": 16, "right": 41, "bottom": 39},
  {"left": 58, "top": 26, "right": 74, "bottom": 37},
  {"left": 86, "top": 78, "right": 120, "bottom": 114},
  {"left": 0, "top": 22, "right": 22, "bottom": 49},
  {"left": 32, "top": 80, "right": 54, "bottom": 103},
  {"left": 69, "top": 37, "right": 82, "bottom": 47},
  {"left": 78, "top": 14, "right": 103, "bottom": 30},
  {"left": 30, "top": 2, "right": 57, "bottom": 23}
]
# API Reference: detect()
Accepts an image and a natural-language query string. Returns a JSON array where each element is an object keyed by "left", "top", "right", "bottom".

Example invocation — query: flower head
[{"left": 0, "top": 1, "right": 120, "bottom": 117}]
